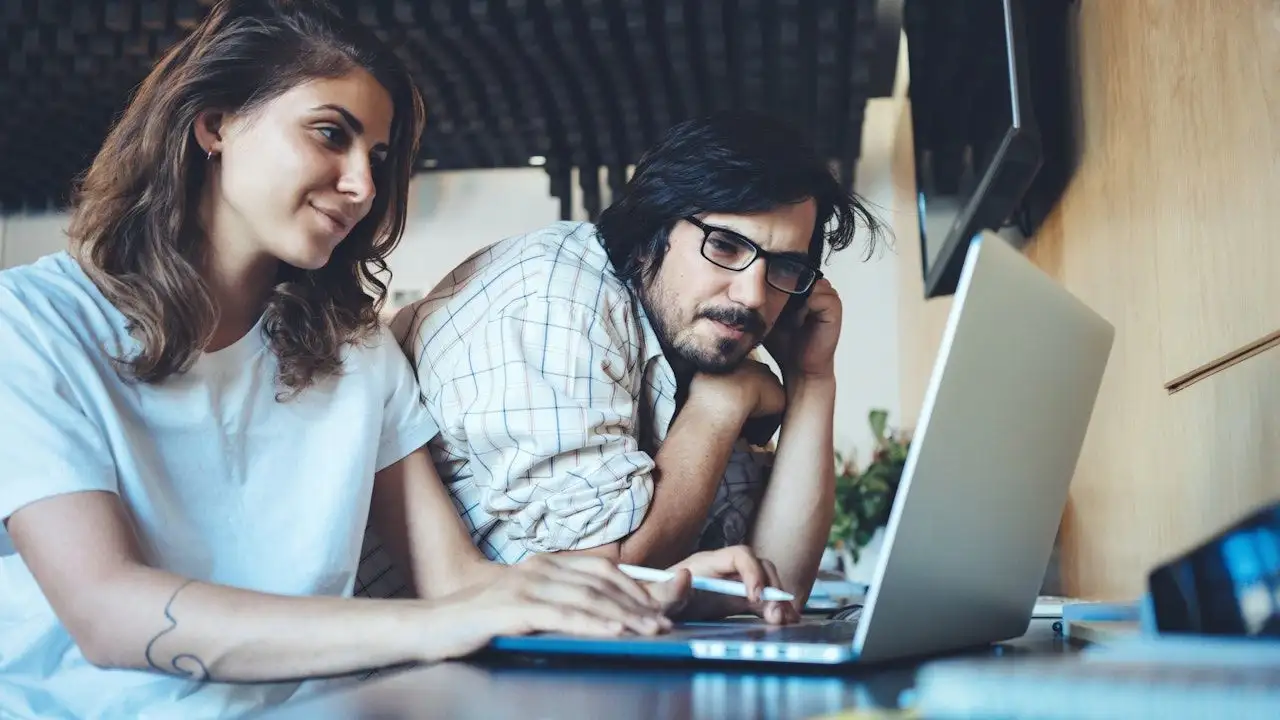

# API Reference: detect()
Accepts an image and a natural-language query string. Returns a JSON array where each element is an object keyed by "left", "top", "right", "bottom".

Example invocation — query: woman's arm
[
  {"left": 8, "top": 490, "right": 428, "bottom": 681},
  {"left": 6, "top": 449, "right": 673, "bottom": 684},
  {"left": 365, "top": 445, "right": 494, "bottom": 599},
  {"left": 374, "top": 445, "right": 810, "bottom": 627}
]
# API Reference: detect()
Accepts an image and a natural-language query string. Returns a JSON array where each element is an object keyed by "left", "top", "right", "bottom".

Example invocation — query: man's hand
[
  {"left": 764, "top": 278, "right": 842, "bottom": 382},
  {"left": 423, "top": 555, "right": 677, "bottom": 660},
  {"left": 689, "top": 359, "right": 786, "bottom": 420},
  {"left": 644, "top": 546, "right": 801, "bottom": 625}
]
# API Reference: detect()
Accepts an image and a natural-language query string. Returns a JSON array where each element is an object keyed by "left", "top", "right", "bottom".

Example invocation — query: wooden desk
[{"left": 257, "top": 620, "right": 1075, "bottom": 719}]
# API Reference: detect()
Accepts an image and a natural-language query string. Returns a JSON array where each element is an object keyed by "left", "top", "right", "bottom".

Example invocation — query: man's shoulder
[
  {"left": 395, "top": 221, "right": 638, "bottom": 341},
  {"left": 501, "top": 220, "right": 630, "bottom": 305}
]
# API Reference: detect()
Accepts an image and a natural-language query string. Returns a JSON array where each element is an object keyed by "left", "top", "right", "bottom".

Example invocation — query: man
[{"left": 370, "top": 111, "right": 881, "bottom": 612}]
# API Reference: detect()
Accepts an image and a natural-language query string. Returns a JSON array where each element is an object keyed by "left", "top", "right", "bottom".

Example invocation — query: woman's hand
[{"left": 418, "top": 554, "right": 678, "bottom": 661}]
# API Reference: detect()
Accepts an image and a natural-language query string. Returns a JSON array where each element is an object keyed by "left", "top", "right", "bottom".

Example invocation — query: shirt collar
[{"left": 633, "top": 297, "right": 667, "bottom": 367}]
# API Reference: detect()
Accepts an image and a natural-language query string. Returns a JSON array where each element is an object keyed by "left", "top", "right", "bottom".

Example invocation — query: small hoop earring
[{"left": 206, "top": 149, "right": 216, "bottom": 161}]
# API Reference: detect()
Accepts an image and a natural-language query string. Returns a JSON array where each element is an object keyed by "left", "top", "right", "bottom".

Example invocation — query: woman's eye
[{"left": 317, "top": 125, "right": 347, "bottom": 146}]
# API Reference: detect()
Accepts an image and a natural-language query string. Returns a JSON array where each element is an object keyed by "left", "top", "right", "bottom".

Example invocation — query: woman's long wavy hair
[{"left": 68, "top": 0, "right": 425, "bottom": 396}]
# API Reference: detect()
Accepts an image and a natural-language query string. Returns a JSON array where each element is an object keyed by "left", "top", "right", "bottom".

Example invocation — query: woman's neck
[
  {"left": 203, "top": 247, "right": 276, "bottom": 352},
  {"left": 198, "top": 193, "right": 277, "bottom": 353}
]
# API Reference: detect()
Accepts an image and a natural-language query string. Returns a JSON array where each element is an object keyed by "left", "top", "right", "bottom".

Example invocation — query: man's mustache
[{"left": 697, "top": 305, "right": 766, "bottom": 336}]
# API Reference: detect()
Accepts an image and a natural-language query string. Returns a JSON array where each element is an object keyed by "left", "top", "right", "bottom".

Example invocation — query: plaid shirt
[{"left": 355, "top": 221, "right": 772, "bottom": 597}]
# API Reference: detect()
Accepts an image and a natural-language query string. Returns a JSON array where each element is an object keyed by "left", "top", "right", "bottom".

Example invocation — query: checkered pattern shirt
[{"left": 354, "top": 221, "right": 772, "bottom": 598}]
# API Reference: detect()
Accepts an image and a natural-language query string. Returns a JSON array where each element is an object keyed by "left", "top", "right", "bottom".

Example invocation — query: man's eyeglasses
[{"left": 684, "top": 216, "right": 822, "bottom": 295}]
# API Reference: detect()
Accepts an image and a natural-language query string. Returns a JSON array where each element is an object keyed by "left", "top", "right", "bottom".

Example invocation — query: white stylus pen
[{"left": 618, "top": 564, "right": 796, "bottom": 602}]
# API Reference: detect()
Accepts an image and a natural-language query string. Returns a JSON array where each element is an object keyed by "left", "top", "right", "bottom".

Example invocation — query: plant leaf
[
  {"left": 828, "top": 409, "right": 912, "bottom": 558},
  {"left": 869, "top": 409, "right": 888, "bottom": 447}
]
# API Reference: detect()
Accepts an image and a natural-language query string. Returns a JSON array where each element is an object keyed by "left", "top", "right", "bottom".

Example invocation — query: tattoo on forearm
[{"left": 144, "top": 579, "right": 212, "bottom": 681}]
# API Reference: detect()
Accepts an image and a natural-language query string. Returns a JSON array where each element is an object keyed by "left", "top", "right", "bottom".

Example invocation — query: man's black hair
[{"left": 596, "top": 109, "right": 885, "bottom": 292}]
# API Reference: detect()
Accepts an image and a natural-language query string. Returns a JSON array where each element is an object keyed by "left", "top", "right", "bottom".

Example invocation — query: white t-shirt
[{"left": 0, "top": 252, "right": 439, "bottom": 719}]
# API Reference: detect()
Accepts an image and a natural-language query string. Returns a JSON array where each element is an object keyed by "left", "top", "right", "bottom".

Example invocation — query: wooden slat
[{"left": 1165, "top": 329, "right": 1280, "bottom": 395}]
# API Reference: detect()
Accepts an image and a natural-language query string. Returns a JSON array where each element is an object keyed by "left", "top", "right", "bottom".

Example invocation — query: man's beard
[
  {"left": 679, "top": 333, "right": 746, "bottom": 375},
  {"left": 640, "top": 285, "right": 766, "bottom": 375}
]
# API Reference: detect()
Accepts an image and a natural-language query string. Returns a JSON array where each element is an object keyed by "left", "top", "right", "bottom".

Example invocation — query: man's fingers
[
  {"left": 806, "top": 280, "right": 840, "bottom": 310},
  {"left": 757, "top": 559, "right": 800, "bottom": 624},
  {"left": 760, "top": 559, "right": 783, "bottom": 589},
  {"left": 644, "top": 569, "right": 693, "bottom": 614},
  {"left": 762, "top": 602, "right": 782, "bottom": 624},
  {"left": 673, "top": 546, "right": 770, "bottom": 602},
  {"left": 725, "top": 547, "right": 769, "bottom": 602},
  {"left": 807, "top": 290, "right": 839, "bottom": 314},
  {"left": 809, "top": 278, "right": 836, "bottom": 296}
]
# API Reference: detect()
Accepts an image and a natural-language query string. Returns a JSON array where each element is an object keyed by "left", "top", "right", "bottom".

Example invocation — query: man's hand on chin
[{"left": 646, "top": 545, "right": 801, "bottom": 625}]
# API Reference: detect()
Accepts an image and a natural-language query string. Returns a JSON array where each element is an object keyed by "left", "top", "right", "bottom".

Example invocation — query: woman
[{"left": 0, "top": 1, "right": 791, "bottom": 717}]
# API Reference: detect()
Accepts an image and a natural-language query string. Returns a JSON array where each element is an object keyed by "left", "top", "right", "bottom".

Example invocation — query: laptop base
[{"left": 489, "top": 620, "right": 861, "bottom": 665}]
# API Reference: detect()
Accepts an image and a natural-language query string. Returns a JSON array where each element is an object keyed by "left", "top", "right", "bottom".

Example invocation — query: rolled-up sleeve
[{"left": 452, "top": 295, "right": 655, "bottom": 553}]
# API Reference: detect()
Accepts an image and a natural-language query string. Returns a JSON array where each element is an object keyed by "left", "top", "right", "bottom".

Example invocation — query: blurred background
[
  {"left": 4, "top": 0, "right": 1277, "bottom": 601},
  {"left": 0, "top": 0, "right": 913, "bottom": 459}
]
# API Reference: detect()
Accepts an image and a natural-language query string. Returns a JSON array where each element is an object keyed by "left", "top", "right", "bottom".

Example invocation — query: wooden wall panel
[
  {"left": 897, "top": 0, "right": 1280, "bottom": 598},
  {"left": 1164, "top": 348, "right": 1280, "bottom": 557},
  {"left": 1128, "top": 1, "right": 1280, "bottom": 380},
  {"left": 1045, "top": 0, "right": 1280, "bottom": 598}
]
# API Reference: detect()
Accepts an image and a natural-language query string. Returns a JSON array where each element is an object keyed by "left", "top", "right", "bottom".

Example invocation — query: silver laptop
[{"left": 489, "top": 230, "right": 1115, "bottom": 665}]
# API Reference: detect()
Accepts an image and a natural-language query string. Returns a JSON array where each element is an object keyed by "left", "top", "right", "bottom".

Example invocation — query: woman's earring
[{"left": 206, "top": 149, "right": 217, "bottom": 161}]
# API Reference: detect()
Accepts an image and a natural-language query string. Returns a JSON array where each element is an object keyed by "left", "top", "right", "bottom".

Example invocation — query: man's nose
[{"left": 727, "top": 259, "right": 770, "bottom": 309}]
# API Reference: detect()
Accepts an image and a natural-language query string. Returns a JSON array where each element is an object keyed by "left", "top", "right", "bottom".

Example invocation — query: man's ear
[{"left": 192, "top": 109, "right": 227, "bottom": 157}]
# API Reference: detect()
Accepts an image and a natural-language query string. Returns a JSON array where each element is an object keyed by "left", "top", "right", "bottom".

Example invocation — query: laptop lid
[{"left": 852, "top": 231, "right": 1114, "bottom": 662}]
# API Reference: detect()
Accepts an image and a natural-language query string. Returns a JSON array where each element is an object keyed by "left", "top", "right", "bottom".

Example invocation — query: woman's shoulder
[
  {"left": 345, "top": 321, "right": 400, "bottom": 355},
  {"left": 0, "top": 253, "right": 131, "bottom": 388},
  {"left": 1, "top": 251, "right": 79, "bottom": 295},
  {"left": 339, "top": 322, "right": 411, "bottom": 378},
  {"left": 0, "top": 252, "right": 116, "bottom": 333}
]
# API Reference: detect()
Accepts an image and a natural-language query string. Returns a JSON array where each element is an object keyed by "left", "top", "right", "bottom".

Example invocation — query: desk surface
[{"left": 258, "top": 620, "right": 1074, "bottom": 719}]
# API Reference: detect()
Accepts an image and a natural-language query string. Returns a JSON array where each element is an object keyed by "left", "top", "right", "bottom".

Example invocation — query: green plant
[{"left": 829, "top": 409, "right": 911, "bottom": 562}]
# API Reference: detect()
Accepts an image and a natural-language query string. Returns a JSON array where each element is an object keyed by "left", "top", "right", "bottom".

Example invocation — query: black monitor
[{"left": 906, "top": 0, "right": 1069, "bottom": 299}]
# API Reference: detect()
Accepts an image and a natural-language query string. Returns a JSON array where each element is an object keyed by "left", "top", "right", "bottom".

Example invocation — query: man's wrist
[
  {"left": 785, "top": 372, "right": 836, "bottom": 401},
  {"left": 685, "top": 377, "right": 754, "bottom": 426}
]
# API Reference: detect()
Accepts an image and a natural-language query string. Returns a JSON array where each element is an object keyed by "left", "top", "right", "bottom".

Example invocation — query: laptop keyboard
[
  {"left": 682, "top": 619, "right": 859, "bottom": 644},
  {"left": 764, "top": 620, "right": 859, "bottom": 644}
]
